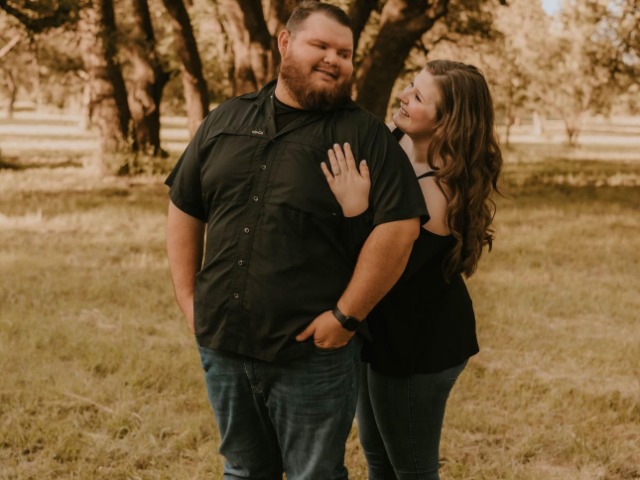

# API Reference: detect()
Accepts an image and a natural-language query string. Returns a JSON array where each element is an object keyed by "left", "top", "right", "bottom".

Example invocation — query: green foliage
[
  {"left": 426, "top": 0, "right": 636, "bottom": 146},
  {"left": 586, "top": 0, "right": 640, "bottom": 81}
]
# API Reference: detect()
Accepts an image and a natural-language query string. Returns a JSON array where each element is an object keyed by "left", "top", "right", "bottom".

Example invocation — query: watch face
[
  {"left": 342, "top": 316, "right": 359, "bottom": 332},
  {"left": 333, "top": 308, "right": 360, "bottom": 331}
]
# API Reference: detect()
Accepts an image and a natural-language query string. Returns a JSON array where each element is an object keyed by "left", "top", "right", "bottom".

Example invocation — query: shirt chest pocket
[
  {"left": 268, "top": 138, "right": 341, "bottom": 217},
  {"left": 199, "top": 128, "right": 265, "bottom": 205}
]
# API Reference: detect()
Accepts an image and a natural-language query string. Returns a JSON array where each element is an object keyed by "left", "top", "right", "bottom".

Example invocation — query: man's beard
[{"left": 279, "top": 55, "right": 352, "bottom": 111}]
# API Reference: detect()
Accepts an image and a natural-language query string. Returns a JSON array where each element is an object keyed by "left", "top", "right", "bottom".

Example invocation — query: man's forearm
[
  {"left": 338, "top": 218, "right": 420, "bottom": 320},
  {"left": 166, "top": 201, "right": 205, "bottom": 327}
]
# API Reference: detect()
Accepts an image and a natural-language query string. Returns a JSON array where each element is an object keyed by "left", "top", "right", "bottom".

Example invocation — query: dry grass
[{"left": 1, "top": 116, "right": 639, "bottom": 479}]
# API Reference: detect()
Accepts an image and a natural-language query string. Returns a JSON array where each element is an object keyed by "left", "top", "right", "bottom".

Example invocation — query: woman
[{"left": 322, "top": 60, "right": 503, "bottom": 479}]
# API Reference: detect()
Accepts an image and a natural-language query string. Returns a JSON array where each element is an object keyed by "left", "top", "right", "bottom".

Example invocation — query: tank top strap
[
  {"left": 392, "top": 128, "right": 405, "bottom": 141},
  {"left": 416, "top": 170, "right": 437, "bottom": 180}
]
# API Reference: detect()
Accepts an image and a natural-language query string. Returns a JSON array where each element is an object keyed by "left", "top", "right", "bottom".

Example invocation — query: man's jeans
[
  {"left": 357, "top": 361, "right": 467, "bottom": 480},
  {"left": 198, "top": 339, "right": 360, "bottom": 480}
]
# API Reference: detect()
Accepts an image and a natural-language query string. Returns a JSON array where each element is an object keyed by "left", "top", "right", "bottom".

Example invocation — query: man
[{"left": 165, "top": 2, "right": 427, "bottom": 478}]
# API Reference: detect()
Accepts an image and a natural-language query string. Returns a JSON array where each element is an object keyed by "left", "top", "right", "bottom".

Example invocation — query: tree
[
  {"left": 0, "top": 17, "right": 27, "bottom": 118},
  {"left": 218, "top": 0, "right": 276, "bottom": 95},
  {"left": 161, "top": 0, "right": 209, "bottom": 137},
  {"left": 585, "top": 0, "right": 639, "bottom": 97},
  {"left": 2, "top": 0, "right": 512, "bottom": 164},
  {"left": 531, "top": 0, "right": 614, "bottom": 145},
  {"left": 124, "top": 0, "right": 170, "bottom": 155},
  {"left": 0, "top": 2, "right": 80, "bottom": 116},
  {"left": 481, "top": 0, "right": 549, "bottom": 145},
  {"left": 0, "top": 0, "right": 79, "bottom": 32},
  {"left": 354, "top": 0, "right": 450, "bottom": 119},
  {"left": 78, "top": 0, "right": 134, "bottom": 154},
  {"left": 0, "top": 0, "right": 138, "bottom": 156},
  {"left": 221, "top": 0, "right": 507, "bottom": 119}
]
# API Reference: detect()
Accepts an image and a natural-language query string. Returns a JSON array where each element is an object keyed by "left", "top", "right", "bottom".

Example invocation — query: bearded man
[{"left": 165, "top": 2, "right": 426, "bottom": 478}]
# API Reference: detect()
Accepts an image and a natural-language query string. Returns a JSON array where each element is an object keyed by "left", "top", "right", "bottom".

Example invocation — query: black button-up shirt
[{"left": 166, "top": 80, "right": 427, "bottom": 362}]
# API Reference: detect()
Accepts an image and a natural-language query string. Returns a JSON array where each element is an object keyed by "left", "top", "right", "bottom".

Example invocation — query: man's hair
[{"left": 285, "top": 1, "right": 351, "bottom": 35}]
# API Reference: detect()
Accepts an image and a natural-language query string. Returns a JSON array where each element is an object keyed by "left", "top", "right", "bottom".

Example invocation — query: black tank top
[{"left": 361, "top": 129, "right": 479, "bottom": 375}]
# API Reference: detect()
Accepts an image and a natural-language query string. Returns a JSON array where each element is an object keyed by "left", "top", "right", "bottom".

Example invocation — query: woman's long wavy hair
[{"left": 424, "top": 60, "right": 503, "bottom": 278}]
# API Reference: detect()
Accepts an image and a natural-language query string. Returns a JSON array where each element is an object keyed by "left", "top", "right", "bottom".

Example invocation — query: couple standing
[{"left": 165, "top": 2, "right": 502, "bottom": 479}]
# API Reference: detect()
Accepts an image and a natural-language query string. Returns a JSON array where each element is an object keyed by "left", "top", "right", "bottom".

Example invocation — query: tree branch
[
  {"left": 0, "top": 33, "right": 22, "bottom": 59},
  {"left": 0, "top": 0, "right": 78, "bottom": 32}
]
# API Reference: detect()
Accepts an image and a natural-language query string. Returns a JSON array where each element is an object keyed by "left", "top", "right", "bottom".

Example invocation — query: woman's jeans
[
  {"left": 198, "top": 339, "right": 360, "bottom": 480},
  {"left": 357, "top": 361, "right": 467, "bottom": 480}
]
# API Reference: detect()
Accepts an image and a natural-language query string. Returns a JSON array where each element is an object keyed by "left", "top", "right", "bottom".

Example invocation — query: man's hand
[{"left": 296, "top": 310, "right": 355, "bottom": 349}]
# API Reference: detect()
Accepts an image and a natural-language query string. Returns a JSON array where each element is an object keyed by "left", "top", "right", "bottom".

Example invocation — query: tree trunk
[
  {"left": 79, "top": 73, "right": 93, "bottom": 131},
  {"left": 265, "top": 0, "right": 296, "bottom": 36},
  {"left": 532, "top": 110, "right": 544, "bottom": 136},
  {"left": 3, "top": 68, "right": 16, "bottom": 119},
  {"left": 504, "top": 106, "right": 515, "bottom": 148},
  {"left": 128, "top": 0, "right": 169, "bottom": 156},
  {"left": 29, "top": 37, "right": 44, "bottom": 111},
  {"left": 563, "top": 111, "right": 583, "bottom": 147},
  {"left": 0, "top": 0, "right": 75, "bottom": 32},
  {"left": 348, "top": 0, "right": 378, "bottom": 50},
  {"left": 355, "top": 0, "right": 449, "bottom": 120},
  {"left": 265, "top": 0, "right": 295, "bottom": 67},
  {"left": 78, "top": 0, "right": 133, "bottom": 154},
  {"left": 0, "top": 34, "right": 21, "bottom": 59},
  {"left": 219, "top": 0, "right": 276, "bottom": 95},
  {"left": 0, "top": 34, "right": 21, "bottom": 119},
  {"left": 566, "top": 125, "right": 579, "bottom": 147},
  {"left": 161, "top": 0, "right": 209, "bottom": 137}
]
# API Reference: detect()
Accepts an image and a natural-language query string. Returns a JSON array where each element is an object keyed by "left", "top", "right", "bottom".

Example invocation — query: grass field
[{"left": 1, "top": 115, "right": 639, "bottom": 479}]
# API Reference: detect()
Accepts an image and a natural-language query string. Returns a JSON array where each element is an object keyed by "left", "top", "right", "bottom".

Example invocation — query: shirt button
[
  {"left": 253, "top": 196, "right": 259, "bottom": 202},
  {"left": 237, "top": 260, "right": 244, "bottom": 266},
  {"left": 243, "top": 227, "right": 250, "bottom": 233},
  {"left": 261, "top": 165, "right": 267, "bottom": 171},
  {"left": 233, "top": 293, "right": 239, "bottom": 299}
]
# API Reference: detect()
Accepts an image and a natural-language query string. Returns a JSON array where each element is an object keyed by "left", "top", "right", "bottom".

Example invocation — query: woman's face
[{"left": 392, "top": 69, "right": 441, "bottom": 141}]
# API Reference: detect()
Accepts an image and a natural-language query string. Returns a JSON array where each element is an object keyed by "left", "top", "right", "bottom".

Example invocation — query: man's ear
[{"left": 278, "top": 30, "right": 290, "bottom": 57}]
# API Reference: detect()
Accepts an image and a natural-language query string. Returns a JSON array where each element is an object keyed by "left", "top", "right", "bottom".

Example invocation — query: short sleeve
[
  {"left": 164, "top": 114, "right": 214, "bottom": 222},
  {"left": 361, "top": 123, "right": 429, "bottom": 227}
]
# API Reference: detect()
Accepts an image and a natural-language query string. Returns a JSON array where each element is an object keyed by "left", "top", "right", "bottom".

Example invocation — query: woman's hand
[{"left": 321, "top": 143, "right": 370, "bottom": 217}]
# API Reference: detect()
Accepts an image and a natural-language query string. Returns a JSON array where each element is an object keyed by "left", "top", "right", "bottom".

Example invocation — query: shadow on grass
[
  {"left": 0, "top": 157, "right": 83, "bottom": 170},
  {"left": 499, "top": 158, "right": 640, "bottom": 211},
  {"left": 0, "top": 117, "right": 81, "bottom": 128}
]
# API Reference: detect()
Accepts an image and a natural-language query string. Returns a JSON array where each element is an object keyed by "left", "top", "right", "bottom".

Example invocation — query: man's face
[{"left": 278, "top": 13, "right": 354, "bottom": 110}]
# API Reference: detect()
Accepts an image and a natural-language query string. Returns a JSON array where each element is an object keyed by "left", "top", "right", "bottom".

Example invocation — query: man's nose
[{"left": 322, "top": 50, "right": 338, "bottom": 64}]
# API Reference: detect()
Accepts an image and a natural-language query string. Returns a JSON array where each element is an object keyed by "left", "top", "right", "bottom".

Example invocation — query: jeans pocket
[{"left": 313, "top": 342, "right": 349, "bottom": 354}]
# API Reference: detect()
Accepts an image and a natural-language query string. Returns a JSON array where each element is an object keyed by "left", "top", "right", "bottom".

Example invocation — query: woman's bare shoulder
[{"left": 420, "top": 178, "right": 450, "bottom": 236}]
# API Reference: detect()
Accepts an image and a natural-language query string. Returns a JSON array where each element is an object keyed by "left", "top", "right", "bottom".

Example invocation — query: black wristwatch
[{"left": 332, "top": 306, "right": 361, "bottom": 332}]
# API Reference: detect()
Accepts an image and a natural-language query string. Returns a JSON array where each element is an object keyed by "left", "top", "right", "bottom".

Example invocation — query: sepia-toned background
[{"left": 1, "top": 0, "right": 639, "bottom": 478}]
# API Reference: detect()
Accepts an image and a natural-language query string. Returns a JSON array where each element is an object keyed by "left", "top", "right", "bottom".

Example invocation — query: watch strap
[{"left": 332, "top": 306, "right": 360, "bottom": 332}]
